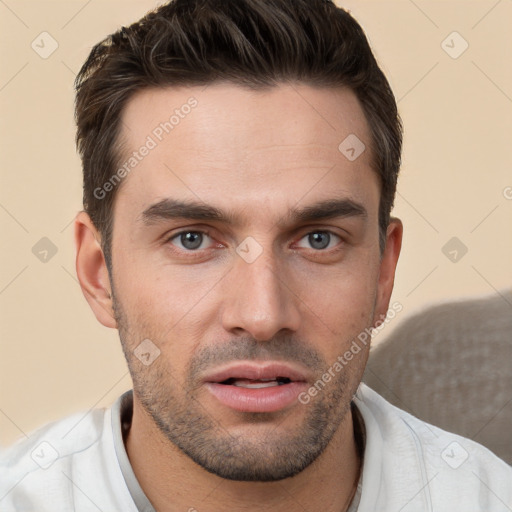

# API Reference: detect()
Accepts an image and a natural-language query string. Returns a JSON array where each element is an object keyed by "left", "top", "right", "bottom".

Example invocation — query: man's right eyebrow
[{"left": 138, "top": 199, "right": 235, "bottom": 226}]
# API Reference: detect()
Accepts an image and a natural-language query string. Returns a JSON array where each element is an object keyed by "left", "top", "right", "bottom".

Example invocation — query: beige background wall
[{"left": 1, "top": 0, "right": 511, "bottom": 447}]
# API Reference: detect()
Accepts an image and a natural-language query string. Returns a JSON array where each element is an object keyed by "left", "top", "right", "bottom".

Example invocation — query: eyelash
[{"left": 165, "top": 229, "right": 344, "bottom": 257}]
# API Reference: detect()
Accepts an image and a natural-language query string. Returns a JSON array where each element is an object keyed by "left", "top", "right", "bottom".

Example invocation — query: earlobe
[
  {"left": 74, "top": 211, "right": 117, "bottom": 329},
  {"left": 373, "top": 218, "right": 403, "bottom": 326}
]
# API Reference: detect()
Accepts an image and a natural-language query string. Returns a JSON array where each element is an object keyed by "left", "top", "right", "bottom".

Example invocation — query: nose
[{"left": 220, "top": 246, "right": 302, "bottom": 341}]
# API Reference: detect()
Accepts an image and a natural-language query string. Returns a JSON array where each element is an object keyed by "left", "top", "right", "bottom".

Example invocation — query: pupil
[
  {"left": 182, "top": 232, "right": 202, "bottom": 250},
  {"left": 309, "top": 232, "right": 330, "bottom": 250}
]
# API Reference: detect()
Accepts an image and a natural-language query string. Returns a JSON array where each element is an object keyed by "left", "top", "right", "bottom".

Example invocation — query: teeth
[
  {"left": 233, "top": 380, "right": 280, "bottom": 389},
  {"left": 228, "top": 378, "right": 290, "bottom": 388},
  {"left": 219, "top": 377, "right": 292, "bottom": 388}
]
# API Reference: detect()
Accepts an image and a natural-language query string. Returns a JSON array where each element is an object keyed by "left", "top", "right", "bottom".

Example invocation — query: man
[{"left": 1, "top": 0, "right": 510, "bottom": 510}]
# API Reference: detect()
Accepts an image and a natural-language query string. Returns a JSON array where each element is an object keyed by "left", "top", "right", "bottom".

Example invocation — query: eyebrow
[{"left": 139, "top": 197, "right": 367, "bottom": 228}]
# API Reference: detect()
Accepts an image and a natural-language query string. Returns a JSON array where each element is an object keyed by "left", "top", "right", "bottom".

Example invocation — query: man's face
[{"left": 107, "top": 83, "right": 398, "bottom": 481}]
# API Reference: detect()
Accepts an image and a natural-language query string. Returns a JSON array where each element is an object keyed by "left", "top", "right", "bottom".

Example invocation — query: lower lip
[{"left": 204, "top": 382, "right": 307, "bottom": 413}]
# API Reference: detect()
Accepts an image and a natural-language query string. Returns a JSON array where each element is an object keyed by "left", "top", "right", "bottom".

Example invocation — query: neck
[{"left": 125, "top": 398, "right": 361, "bottom": 512}]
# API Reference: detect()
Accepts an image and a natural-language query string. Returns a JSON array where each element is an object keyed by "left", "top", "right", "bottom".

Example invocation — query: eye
[
  {"left": 296, "top": 231, "right": 342, "bottom": 251},
  {"left": 168, "top": 230, "right": 213, "bottom": 251}
]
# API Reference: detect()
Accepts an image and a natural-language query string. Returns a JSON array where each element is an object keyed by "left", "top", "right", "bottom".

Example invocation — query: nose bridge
[
  {"left": 221, "top": 237, "right": 301, "bottom": 340},
  {"left": 241, "top": 247, "right": 282, "bottom": 305}
]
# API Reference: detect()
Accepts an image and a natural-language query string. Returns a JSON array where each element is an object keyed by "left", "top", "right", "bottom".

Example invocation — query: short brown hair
[{"left": 75, "top": 0, "right": 402, "bottom": 269}]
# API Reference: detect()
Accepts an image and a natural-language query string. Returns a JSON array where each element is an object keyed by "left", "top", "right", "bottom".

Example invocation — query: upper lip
[{"left": 202, "top": 362, "right": 311, "bottom": 384}]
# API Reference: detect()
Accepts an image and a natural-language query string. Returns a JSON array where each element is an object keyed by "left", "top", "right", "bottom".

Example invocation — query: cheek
[
  {"left": 113, "top": 248, "right": 191, "bottom": 317},
  {"left": 294, "top": 256, "right": 379, "bottom": 358},
  {"left": 301, "top": 255, "right": 379, "bottom": 317},
  {"left": 112, "top": 257, "right": 218, "bottom": 368}
]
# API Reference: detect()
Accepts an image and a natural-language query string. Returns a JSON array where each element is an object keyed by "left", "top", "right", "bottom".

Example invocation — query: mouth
[
  {"left": 218, "top": 376, "right": 292, "bottom": 388},
  {"left": 202, "top": 363, "right": 309, "bottom": 413}
]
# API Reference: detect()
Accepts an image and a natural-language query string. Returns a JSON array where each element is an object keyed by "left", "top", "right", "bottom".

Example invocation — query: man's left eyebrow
[{"left": 283, "top": 198, "right": 367, "bottom": 227}]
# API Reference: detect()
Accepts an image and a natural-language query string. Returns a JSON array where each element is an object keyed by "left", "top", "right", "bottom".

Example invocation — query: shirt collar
[{"left": 111, "top": 390, "right": 156, "bottom": 512}]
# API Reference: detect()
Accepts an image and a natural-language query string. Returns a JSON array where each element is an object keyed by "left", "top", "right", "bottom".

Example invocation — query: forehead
[{"left": 114, "top": 83, "right": 378, "bottom": 225}]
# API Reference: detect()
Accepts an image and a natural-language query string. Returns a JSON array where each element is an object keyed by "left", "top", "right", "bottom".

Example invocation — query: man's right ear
[{"left": 74, "top": 211, "right": 117, "bottom": 329}]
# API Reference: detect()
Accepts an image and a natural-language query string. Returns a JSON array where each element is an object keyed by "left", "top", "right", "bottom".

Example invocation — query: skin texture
[{"left": 75, "top": 83, "right": 402, "bottom": 512}]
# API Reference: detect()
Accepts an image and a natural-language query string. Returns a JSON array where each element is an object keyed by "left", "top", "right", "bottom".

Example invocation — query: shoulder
[
  {"left": 0, "top": 407, "right": 110, "bottom": 511},
  {"left": 0, "top": 406, "right": 107, "bottom": 473},
  {"left": 355, "top": 384, "right": 512, "bottom": 511}
]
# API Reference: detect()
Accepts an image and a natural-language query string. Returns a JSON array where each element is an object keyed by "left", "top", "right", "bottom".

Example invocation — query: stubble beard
[{"left": 112, "top": 292, "right": 361, "bottom": 482}]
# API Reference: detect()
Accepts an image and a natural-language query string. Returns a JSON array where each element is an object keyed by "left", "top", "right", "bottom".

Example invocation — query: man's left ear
[{"left": 373, "top": 218, "right": 403, "bottom": 326}]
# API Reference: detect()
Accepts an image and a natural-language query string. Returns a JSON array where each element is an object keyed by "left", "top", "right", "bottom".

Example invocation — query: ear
[
  {"left": 74, "top": 211, "right": 117, "bottom": 328},
  {"left": 373, "top": 218, "right": 403, "bottom": 326}
]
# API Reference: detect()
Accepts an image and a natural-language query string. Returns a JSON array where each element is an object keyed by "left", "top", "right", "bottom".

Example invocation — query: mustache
[{"left": 187, "top": 335, "right": 327, "bottom": 381}]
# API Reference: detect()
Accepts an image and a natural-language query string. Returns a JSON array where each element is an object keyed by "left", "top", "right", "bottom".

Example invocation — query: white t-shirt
[{"left": 1, "top": 383, "right": 511, "bottom": 511}]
